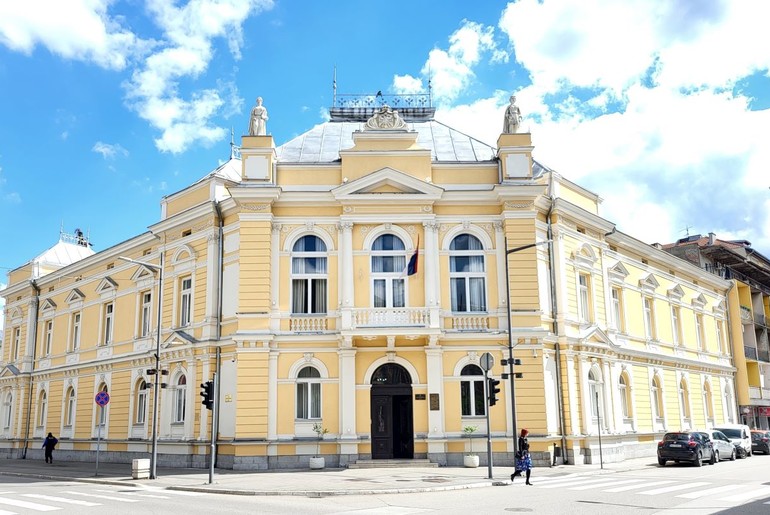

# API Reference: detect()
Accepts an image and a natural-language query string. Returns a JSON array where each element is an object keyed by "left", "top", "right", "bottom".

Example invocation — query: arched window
[
  {"left": 174, "top": 375, "right": 187, "bottom": 423},
  {"left": 449, "top": 234, "right": 486, "bottom": 312},
  {"left": 724, "top": 384, "right": 734, "bottom": 423},
  {"left": 371, "top": 234, "right": 406, "bottom": 308},
  {"left": 588, "top": 369, "right": 602, "bottom": 422},
  {"left": 679, "top": 378, "right": 691, "bottom": 419},
  {"left": 38, "top": 391, "right": 48, "bottom": 427},
  {"left": 135, "top": 381, "right": 148, "bottom": 425},
  {"left": 703, "top": 381, "right": 714, "bottom": 422},
  {"left": 651, "top": 376, "right": 663, "bottom": 420},
  {"left": 98, "top": 384, "right": 108, "bottom": 426},
  {"left": 618, "top": 373, "right": 631, "bottom": 418},
  {"left": 3, "top": 392, "right": 12, "bottom": 429},
  {"left": 296, "top": 366, "right": 321, "bottom": 419},
  {"left": 64, "top": 388, "right": 76, "bottom": 427},
  {"left": 291, "top": 236, "right": 328, "bottom": 314},
  {"left": 460, "top": 364, "right": 486, "bottom": 417}
]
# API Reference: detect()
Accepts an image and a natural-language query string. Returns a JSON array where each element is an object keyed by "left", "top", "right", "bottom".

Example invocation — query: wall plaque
[
  {"left": 429, "top": 393, "right": 440, "bottom": 411},
  {"left": 415, "top": 394, "right": 426, "bottom": 400}
]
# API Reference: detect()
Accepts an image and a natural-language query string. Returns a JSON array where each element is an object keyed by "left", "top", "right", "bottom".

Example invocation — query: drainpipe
[
  {"left": 724, "top": 280, "right": 738, "bottom": 422},
  {"left": 213, "top": 200, "right": 224, "bottom": 467},
  {"left": 22, "top": 279, "right": 40, "bottom": 459},
  {"left": 546, "top": 173, "right": 569, "bottom": 464}
]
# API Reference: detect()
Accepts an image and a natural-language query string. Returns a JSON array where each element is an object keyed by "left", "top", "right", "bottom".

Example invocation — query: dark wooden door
[
  {"left": 371, "top": 386, "right": 414, "bottom": 459},
  {"left": 371, "top": 394, "right": 392, "bottom": 459}
]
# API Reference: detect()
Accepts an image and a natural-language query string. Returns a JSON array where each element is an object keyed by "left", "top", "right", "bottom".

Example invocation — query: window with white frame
[
  {"left": 460, "top": 364, "right": 486, "bottom": 416},
  {"left": 695, "top": 314, "right": 704, "bottom": 350},
  {"left": 296, "top": 366, "right": 321, "bottom": 419},
  {"left": 371, "top": 234, "right": 406, "bottom": 308},
  {"left": 577, "top": 273, "right": 592, "bottom": 323},
  {"left": 102, "top": 302, "right": 114, "bottom": 345},
  {"left": 38, "top": 390, "right": 47, "bottom": 427},
  {"left": 135, "top": 381, "right": 147, "bottom": 425},
  {"left": 12, "top": 327, "right": 20, "bottom": 361},
  {"left": 651, "top": 376, "right": 663, "bottom": 420},
  {"left": 679, "top": 378, "right": 691, "bottom": 419},
  {"left": 291, "top": 235, "right": 328, "bottom": 314},
  {"left": 173, "top": 375, "right": 186, "bottom": 423},
  {"left": 141, "top": 292, "right": 152, "bottom": 337},
  {"left": 3, "top": 392, "right": 12, "bottom": 429},
  {"left": 44, "top": 320, "right": 53, "bottom": 356},
  {"left": 588, "top": 369, "right": 602, "bottom": 422},
  {"left": 71, "top": 312, "right": 81, "bottom": 351},
  {"left": 449, "top": 234, "right": 487, "bottom": 313},
  {"left": 643, "top": 297, "right": 655, "bottom": 339},
  {"left": 671, "top": 306, "right": 682, "bottom": 345},
  {"left": 97, "top": 385, "right": 108, "bottom": 426},
  {"left": 65, "top": 388, "right": 76, "bottom": 427},
  {"left": 611, "top": 287, "right": 624, "bottom": 331},
  {"left": 619, "top": 372, "right": 631, "bottom": 418},
  {"left": 179, "top": 278, "right": 192, "bottom": 327}
]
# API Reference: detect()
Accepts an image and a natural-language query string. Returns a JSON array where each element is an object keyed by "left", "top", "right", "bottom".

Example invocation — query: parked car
[
  {"left": 658, "top": 431, "right": 716, "bottom": 467},
  {"left": 713, "top": 424, "right": 752, "bottom": 458},
  {"left": 702, "top": 430, "right": 736, "bottom": 461},
  {"left": 751, "top": 430, "right": 770, "bottom": 455}
]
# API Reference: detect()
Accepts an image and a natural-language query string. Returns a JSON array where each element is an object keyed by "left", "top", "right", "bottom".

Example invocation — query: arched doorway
[{"left": 370, "top": 363, "right": 414, "bottom": 459}]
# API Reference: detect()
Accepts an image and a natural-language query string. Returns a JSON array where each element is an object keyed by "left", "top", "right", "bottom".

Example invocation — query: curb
[{"left": 0, "top": 471, "right": 142, "bottom": 488}]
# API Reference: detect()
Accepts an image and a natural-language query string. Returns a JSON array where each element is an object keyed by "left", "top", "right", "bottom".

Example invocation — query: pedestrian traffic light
[
  {"left": 200, "top": 380, "right": 214, "bottom": 410},
  {"left": 488, "top": 377, "right": 501, "bottom": 406}
]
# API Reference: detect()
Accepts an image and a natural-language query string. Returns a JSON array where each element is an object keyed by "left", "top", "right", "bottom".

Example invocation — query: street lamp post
[
  {"left": 119, "top": 255, "right": 163, "bottom": 480},
  {"left": 503, "top": 238, "right": 551, "bottom": 457}
]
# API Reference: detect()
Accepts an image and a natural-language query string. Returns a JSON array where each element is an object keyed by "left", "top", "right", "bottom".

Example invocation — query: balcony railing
[
  {"left": 451, "top": 314, "right": 490, "bottom": 331},
  {"left": 350, "top": 307, "right": 429, "bottom": 328},
  {"left": 749, "top": 387, "right": 770, "bottom": 400},
  {"left": 745, "top": 345, "right": 758, "bottom": 360},
  {"left": 290, "top": 315, "right": 328, "bottom": 333}
]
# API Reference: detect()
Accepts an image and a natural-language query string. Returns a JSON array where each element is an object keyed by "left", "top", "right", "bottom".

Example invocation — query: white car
[
  {"left": 702, "top": 430, "right": 737, "bottom": 461},
  {"left": 713, "top": 424, "right": 752, "bottom": 458}
]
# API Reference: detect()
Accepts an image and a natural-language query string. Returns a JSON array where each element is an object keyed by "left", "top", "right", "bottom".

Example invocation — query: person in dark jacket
[
  {"left": 511, "top": 428, "right": 533, "bottom": 485},
  {"left": 42, "top": 433, "right": 58, "bottom": 464}
]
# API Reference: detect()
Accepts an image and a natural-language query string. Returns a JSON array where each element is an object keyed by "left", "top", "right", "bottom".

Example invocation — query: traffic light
[
  {"left": 488, "top": 377, "right": 501, "bottom": 406},
  {"left": 200, "top": 380, "right": 214, "bottom": 410}
]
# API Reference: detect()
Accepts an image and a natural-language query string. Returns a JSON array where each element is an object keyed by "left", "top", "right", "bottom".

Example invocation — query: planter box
[{"left": 463, "top": 455, "right": 479, "bottom": 468}]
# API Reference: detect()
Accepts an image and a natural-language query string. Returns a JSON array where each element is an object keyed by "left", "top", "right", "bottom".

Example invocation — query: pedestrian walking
[
  {"left": 42, "top": 432, "right": 58, "bottom": 464},
  {"left": 511, "top": 428, "right": 533, "bottom": 485}
]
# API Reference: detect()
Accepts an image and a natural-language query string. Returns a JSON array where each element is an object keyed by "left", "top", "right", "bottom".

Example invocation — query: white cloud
[
  {"left": 0, "top": 282, "right": 5, "bottom": 332},
  {"left": 92, "top": 141, "right": 128, "bottom": 159},
  {"left": 392, "top": 75, "right": 424, "bottom": 95},
  {"left": 0, "top": 0, "right": 145, "bottom": 70}
]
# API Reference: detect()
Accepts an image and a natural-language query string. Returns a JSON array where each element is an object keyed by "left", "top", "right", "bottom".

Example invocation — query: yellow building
[{"left": 1, "top": 95, "right": 737, "bottom": 468}]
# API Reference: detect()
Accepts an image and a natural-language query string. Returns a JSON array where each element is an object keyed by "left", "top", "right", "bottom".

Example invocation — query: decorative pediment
[
  {"left": 667, "top": 284, "right": 685, "bottom": 300},
  {"left": 65, "top": 288, "right": 85, "bottom": 305},
  {"left": 363, "top": 105, "right": 407, "bottom": 131},
  {"left": 639, "top": 274, "right": 660, "bottom": 292},
  {"left": 96, "top": 277, "right": 118, "bottom": 295},
  {"left": 608, "top": 262, "right": 630, "bottom": 282},
  {"left": 41, "top": 299, "right": 57, "bottom": 311},
  {"left": 692, "top": 293, "right": 707, "bottom": 309},
  {"left": 162, "top": 330, "right": 197, "bottom": 348},
  {"left": 713, "top": 299, "right": 726, "bottom": 315},
  {"left": 173, "top": 245, "right": 196, "bottom": 264},
  {"left": 0, "top": 364, "right": 21, "bottom": 378},
  {"left": 332, "top": 167, "right": 443, "bottom": 201},
  {"left": 9, "top": 307, "right": 23, "bottom": 324},
  {"left": 130, "top": 265, "right": 158, "bottom": 285},
  {"left": 573, "top": 244, "right": 597, "bottom": 268},
  {"left": 579, "top": 326, "right": 617, "bottom": 348}
]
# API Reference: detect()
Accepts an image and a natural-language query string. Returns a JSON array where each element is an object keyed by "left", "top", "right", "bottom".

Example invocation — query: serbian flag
[{"left": 403, "top": 235, "right": 419, "bottom": 276}]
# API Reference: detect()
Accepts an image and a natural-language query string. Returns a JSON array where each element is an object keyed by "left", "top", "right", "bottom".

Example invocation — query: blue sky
[{"left": 1, "top": 0, "right": 770, "bottom": 318}]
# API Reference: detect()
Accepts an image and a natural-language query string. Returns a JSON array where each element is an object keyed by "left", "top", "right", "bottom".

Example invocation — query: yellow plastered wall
[
  {"left": 504, "top": 218, "right": 540, "bottom": 311},
  {"left": 108, "top": 370, "right": 131, "bottom": 439},
  {"left": 235, "top": 353, "right": 269, "bottom": 437},
  {"left": 513, "top": 352, "right": 548, "bottom": 435},
  {"left": 238, "top": 221, "right": 272, "bottom": 324},
  {"left": 632, "top": 364, "right": 652, "bottom": 432}
]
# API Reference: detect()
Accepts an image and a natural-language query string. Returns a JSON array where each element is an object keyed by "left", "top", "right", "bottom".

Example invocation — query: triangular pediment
[
  {"left": 41, "top": 299, "right": 57, "bottom": 311},
  {"left": 1, "top": 364, "right": 21, "bottom": 378},
  {"left": 163, "top": 330, "right": 197, "bottom": 348},
  {"left": 65, "top": 288, "right": 85, "bottom": 304},
  {"left": 96, "top": 276, "right": 118, "bottom": 294},
  {"left": 639, "top": 273, "right": 660, "bottom": 292},
  {"left": 130, "top": 266, "right": 158, "bottom": 283},
  {"left": 692, "top": 293, "right": 707, "bottom": 308},
  {"left": 580, "top": 326, "right": 614, "bottom": 346},
  {"left": 608, "top": 262, "right": 630, "bottom": 279},
  {"left": 332, "top": 167, "right": 444, "bottom": 201},
  {"left": 667, "top": 284, "right": 685, "bottom": 300}
]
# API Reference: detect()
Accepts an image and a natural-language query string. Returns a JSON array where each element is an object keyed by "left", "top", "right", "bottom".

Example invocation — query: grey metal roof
[{"left": 276, "top": 120, "right": 497, "bottom": 164}]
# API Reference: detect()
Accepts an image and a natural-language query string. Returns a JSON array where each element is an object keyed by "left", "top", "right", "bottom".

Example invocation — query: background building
[{"left": 1, "top": 94, "right": 738, "bottom": 469}]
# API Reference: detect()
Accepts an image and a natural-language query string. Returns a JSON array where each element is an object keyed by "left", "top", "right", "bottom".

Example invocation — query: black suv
[{"left": 657, "top": 431, "right": 716, "bottom": 467}]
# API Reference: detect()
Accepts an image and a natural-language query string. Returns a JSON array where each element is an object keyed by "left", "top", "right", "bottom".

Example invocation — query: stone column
[
  {"left": 267, "top": 349, "right": 278, "bottom": 443},
  {"left": 338, "top": 341, "right": 357, "bottom": 444},
  {"left": 423, "top": 221, "right": 440, "bottom": 328},
  {"left": 494, "top": 221, "right": 507, "bottom": 330},
  {"left": 425, "top": 342, "right": 445, "bottom": 451},
  {"left": 202, "top": 230, "right": 220, "bottom": 340},
  {"left": 269, "top": 223, "right": 281, "bottom": 332},
  {"left": 339, "top": 222, "right": 354, "bottom": 330},
  {"left": 602, "top": 360, "right": 615, "bottom": 433}
]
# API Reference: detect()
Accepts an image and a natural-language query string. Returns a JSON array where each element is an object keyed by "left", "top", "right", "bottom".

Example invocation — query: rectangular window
[
  {"left": 136, "top": 389, "right": 147, "bottom": 424},
  {"left": 296, "top": 383, "right": 321, "bottom": 419},
  {"left": 643, "top": 297, "right": 655, "bottom": 339},
  {"left": 611, "top": 287, "right": 623, "bottom": 331},
  {"left": 695, "top": 314, "right": 704, "bottom": 350},
  {"left": 180, "top": 278, "right": 192, "bottom": 327},
  {"left": 71, "top": 313, "right": 81, "bottom": 351},
  {"left": 103, "top": 303, "right": 114, "bottom": 345},
  {"left": 44, "top": 321, "right": 53, "bottom": 356},
  {"left": 12, "top": 327, "right": 21, "bottom": 361},
  {"left": 671, "top": 306, "right": 681, "bottom": 345},
  {"left": 66, "top": 394, "right": 75, "bottom": 426},
  {"left": 578, "top": 273, "right": 591, "bottom": 322},
  {"left": 141, "top": 292, "right": 152, "bottom": 337}
]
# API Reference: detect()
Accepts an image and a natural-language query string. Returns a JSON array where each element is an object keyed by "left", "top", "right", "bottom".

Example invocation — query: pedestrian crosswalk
[
  {"left": 0, "top": 486, "right": 204, "bottom": 513},
  {"left": 519, "top": 473, "right": 770, "bottom": 506}
]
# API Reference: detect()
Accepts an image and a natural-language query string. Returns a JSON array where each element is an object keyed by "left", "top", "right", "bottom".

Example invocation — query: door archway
[{"left": 370, "top": 363, "right": 414, "bottom": 459}]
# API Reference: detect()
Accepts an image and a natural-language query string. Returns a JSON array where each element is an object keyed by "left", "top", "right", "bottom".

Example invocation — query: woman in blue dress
[{"left": 511, "top": 428, "right": 533, "bottom": 485}]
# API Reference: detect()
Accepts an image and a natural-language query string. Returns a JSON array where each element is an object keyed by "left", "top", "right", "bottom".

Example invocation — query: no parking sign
[{"left": 95, "top": 391, "right": 110, "bottom": 407}]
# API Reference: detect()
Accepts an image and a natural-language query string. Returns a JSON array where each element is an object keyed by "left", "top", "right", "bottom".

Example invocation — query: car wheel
[
  {"left": 729, "top": 448, "right": 736, "bottom": 461},
  {"left": 711, "top": 451, "right": 718, "bottom": 464},
  {"left": 694, "top": 451, "right": 703, "bottom": 467},
  {"left": 658, "top": 458, "right": 666, "bottom": 466}
]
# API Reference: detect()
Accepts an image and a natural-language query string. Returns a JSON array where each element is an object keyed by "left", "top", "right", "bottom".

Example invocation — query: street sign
[
  {"left": 480, "top": 352, "right": 494, "bottom": 371},
  {"left": 95, "top": 391, "right": 110, "bottom": 407}
]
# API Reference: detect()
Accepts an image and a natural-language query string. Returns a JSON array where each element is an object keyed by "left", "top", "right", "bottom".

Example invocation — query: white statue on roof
[
  {"left": 503, "top": 95, "right": 522, "bottom": 134},
  {"left": 365, "top": 105, "right": 407, "bottom": 130},
  {"left": 248, "top": 97, "right": 269, "bottom": 136}
]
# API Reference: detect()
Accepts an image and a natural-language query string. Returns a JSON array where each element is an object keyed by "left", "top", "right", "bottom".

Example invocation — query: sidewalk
[{"left": 0, "top": 456, "right": 655, "bottom": 496}]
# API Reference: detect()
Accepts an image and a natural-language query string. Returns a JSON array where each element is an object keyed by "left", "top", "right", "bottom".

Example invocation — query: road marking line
[
  {"left": 540, "top": 478, "right": 619, "bottom": 489},
  {"left": 63, "top": 492, "right": 140, "bottom": 503},
  {"left": 22, "top": 495, "right": 101, "bottom": 507},
  {"left": 150, "top": 489, "right": 204, "bottom": 496},
  {"left": 0, "top": 497, "right": 61, "bottom": 511},
  {"left": 569, "top": 479, "right": 645, "bottom": 491},
  {"left": 603, "top": 480, "right": 675, "bottom": 493},
  {"left": 638, "top": 481, "right": 711, "bottom": 495},
  {"left": 718, "top": 486, "right": 770, "bottom": 502},
  {"left": 0, "top": 510, "right": 16, "bottom": 515},
  {"left": 676, "top": 484, "right": 742, "bottom": 499},
  {"left": 534, "top": 474, "right": 581, "bottom": 483}
]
